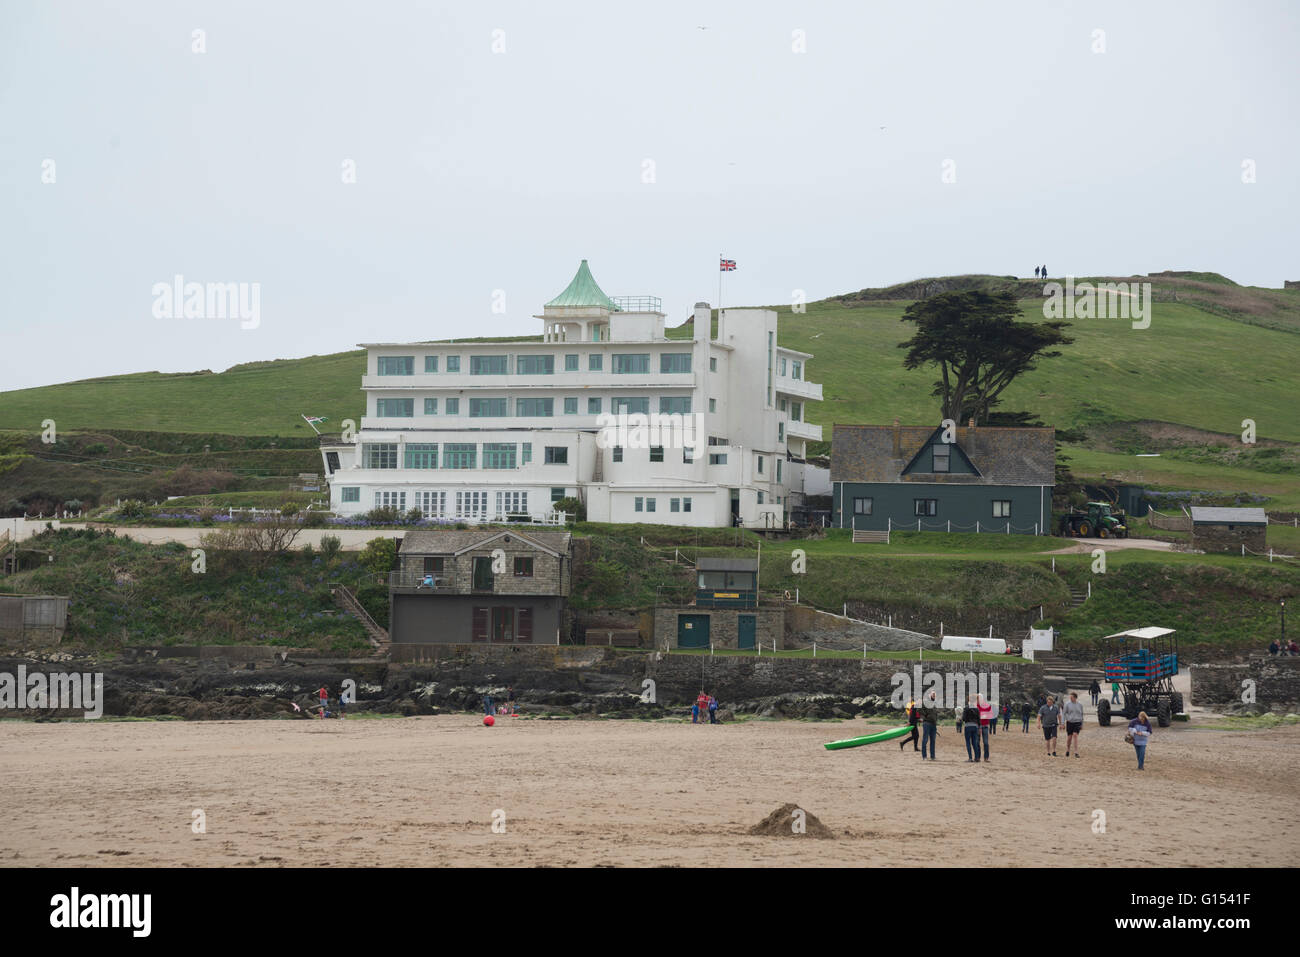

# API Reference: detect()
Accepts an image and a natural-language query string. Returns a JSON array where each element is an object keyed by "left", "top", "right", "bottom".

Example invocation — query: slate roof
[
  {"left": 400, "top": 529, "right": 572, "bottom": 556},
  {"left": 831, "top": 424, "right": 1055, "bottom": 486},
  {"left": 1189, "top": 507, "right": 1267, "bottom": 525}
]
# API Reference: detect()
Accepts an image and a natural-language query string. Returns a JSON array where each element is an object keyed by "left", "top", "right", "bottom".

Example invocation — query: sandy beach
[{"left": 1, "top": 716, "right": 1296, "bottom": 867}]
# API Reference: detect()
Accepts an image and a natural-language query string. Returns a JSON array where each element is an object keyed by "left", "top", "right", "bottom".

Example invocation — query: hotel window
[
  {"left": 363, "top": 443, "right": 398, "bottom": 469},
  {"left": 914, "top": 499, "right": 938, "bottom": 517},
  {"left": 650, "top": 446, "right": 664, "bottom": 463},
  {"left": 853, "top": 497, "right": 873, "bottom": 515},
  {"left": 659, "top": 396, "right": 691, "bottom": 415},
  {"left": 634, "top": 497, "right": 643, "bottom": 512},
  {"left": 482, "top": 443, "right": 517, "bottom": 469},
  {"left": 377, "top": 356, "right": 413, "bottom": 376},
  {"left": 932, "top": 444, "right": 951, "bottom": 472},
  {"left": 517, "top": 397, "right": 554, "bottom": 417},
  {"left": 446, "top": 356, "right": 461, "bottom": 373},
  {"left": 565, "top": 354, "right": 579, "bottom": 372},
  {"left": 709, "top": 452, "right": 728, "bottom": 465},
  {"left": 758, "top": 492, "right": 764, "bottom": 504},
  {"left": 683, "top": 497, "right": 692, "bottom": 513},
  {"left": 613, "top": 354, "right": 650, "bottom": 374},
  {"left": 589, "top": 354, "right": 603, "bottom": 371},
  {"left": 417, "top": 491, "right": 447, "bottom": 518},
  {"left": 645, "top": 498, "right": 656, "bottom": 512},
  {"left": 778, "top": 398, "right": 787, "bottom": 412},
  {"left": 660, "top": 353, "right": 692, "bottom": 374},
  {"left": 514, "top": 556, "right": 534, "bottom": 577},
  {"left": 588, "top": 397, "right": 601, "bottom": 414},
  {"left": 517, "top": 355, "right": 554, "bottom": 375},
  {"left": 424, "top": 356, "right": 439, "bottom": 373},
  {"left": 709, "top": 357, "right": 717, "bottom": 372},
  {"left": 612, "top": 446, "right": 623, "bottom": 463},
  {"left": 521, "top": 443, "right": 532, "bottom": 464},
  {"left": 470, "top": 397, "right": 507, "bottom": 417},
  {"left": 791, "top": 361, "right": 802, "bottom": 380},
  {"left": 612, "top": 397, "right": 650, "bottom": 415},
  {"left": 778, "top": 422, "right": 785, "bottom": 442},
  {"left": 670, "top": 498, "right": 680, "bottom": 512},
  {"left": 375, "top": 490, "right": 406, "bottom": 510},
  {"left": 791, "top": 402, "right": 802, "bottom": 421},
  {"left": 767, "top": 331, "right": 773, "bottom": 404},
  {"left": 709, "top": 398, "right": 716, "bottom": 413},
  {"left": 544, "top": 446, "right": 568, "bottom": 465},
  {"left": 551, "top": 487, "right": 566, "bottom": 503},
  {"left": 443, "top": 443, "right": 477, "bottom": 469},
  {"left": 341, "top": 487, "right": 360, "bottom": 502},
  {"left": 777, "top": 459, "right": 782, "bottom": 482},
  {"left": 404, "top": 443, "right": 438, "bottom": 469},
  {"left": 424, "top": 398, "right": 438, "bottom": 415},
  {"left": 683, "top": 447, "right": 693, "bottom": 464},
  {"left": 376, "top": 398, "right": 414, "bottom": 417},
  {"left": 779, "top": 357, "right": 787, "bottom": 375},
  {"left": 498, "top": 490, "right": 528, "bottom": 515},
  {"left": 445, "top": 397, "right": 459, "bottom": 415},
  {"left": 757, "top": 456, "right": 764, "bottom": 474},
  {"left": 992, "top": 500, "right": 1012, "bottom": 518},
  {"left": 457, "top": 490, "right": 488, "bottom": 519},
  {"left": 470, "top": 355, "right": 507, "bottom": 375},
  {"left": 564, "top": 397, "right": 578, "bottom": 415}
]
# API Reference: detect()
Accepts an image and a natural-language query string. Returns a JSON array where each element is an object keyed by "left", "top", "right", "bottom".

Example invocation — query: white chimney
[{"left": 694, "top": 302, "right": 711, "bottom": 342}]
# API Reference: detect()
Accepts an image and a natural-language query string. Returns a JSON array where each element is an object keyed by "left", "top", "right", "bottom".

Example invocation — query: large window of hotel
[
  {"left": 612, "top": 397, "right": 649, "bottom": 415},
  {"left": 482, "top": 443, "right": 517, "bottom": 469},
  {"left": 522, "top": 443, "right": 532, "bottom": 464},
  {"left": 376, "top": 398, "right": 413, "bottom": 417},
  {"left": 587, "top": 397, "right": 601, "bottom": 414},
  {"left": 424, "top": 356, "right": 439, "bottom": 373},
  {"left": 459, "top": 491, "right": 489, "bottom": 520},
  {"left": 992, "top": 500, "right": 1012, "bottom": 518},
  {"left": 375, "top": 490, "right": 406, "bottom": 510},
  {"left": 659, "top": 396, "right": 691, "bottom": 414},
  {"left": 708, "top": 451, "right": 728, "bottom": 465},
  {"left": 791, "top": 401, "right": 802, "bottom": 421},
  {"left": 683, "top": 447, "right": 693, "bottom": 464},
  {"left": 758, "top": 492, "right": 764, "bottom": 504},
  {"left": 757, "top": 456, "right": 764, "bottom": 474},
  {"left": 363, "top": 443, "right": 398, "bottom": 469},
  {"left": 416, "top": 491, "right": 447, "bottom": 517},
  {"left": 914, "top": 499, "right": 938, "bottom": 517},
  {"left": 613, "top": 353, "right": 650, "bottom": 374},
  {"left": 470, "top": 355, "right": 507, "bottom": 375},
  {"left": 853, "top": 497, "right": 873, "bottom": 515},
  {"left": 341, "top": 487, "right": 360, "bottom": 502},
  {"left": 612, "top": 446, "right": 623, "bottom": 463},
  {"left": 404, "top": 443, "right": 438, "bottom": 469},
  {"left": 778, "top": 398, "right": 787, "bottom": 412},
  {"left": 498, "top": 491, "right": 528, "bottom": 515},
  {"left": 660, "top": 353, "right": 691, "bottom": 374},
  {"left": 779, "top": 357, "right": 787, "bottom": 375},
  {"left": 645, "top": 498, "right": 656, "bottom": 512},
  {"left": 517, "top": 355, "right": 554, "bottom": 375},
  {"left": 634, "top": 497, "right": 643, "bottom": 512},
  {"left": 446, "top": 356, "right": 461, "bottom": 373},
  {"left": 777, "top": 459, "right": 782, "bottom": 482},
  {"left": 551, "top": 487, "right": 566, "bottom": 503},
  {"left": 932, "top": 443, "right": 951, "bottom": 472},
  {"left": 445, "top": 397, "right": 459, "bottom": 415},
  {"left": 544, "top": 446, "right": 568, "bottom": 465},
  {"left": 470, "top": 397, "right": 507, "bottom": 417},
  {"left": 791, "top": 361, "right": 802, "bottom": 380},
  {"left": 517, "top": 397, "right": 554, "bottom": 417},
  {"left": 650, "top": 446, "right": 664, "bottom": 462},
  {"left": 377, "top": 356, "right": 413, "bottom": 376},
  {"left": 563, "top": 397, "right": 578, "bottom": 414},
  {"left": 589, "top": 354, "right": 603, "bottom": 371},
  {"left": 424, "top": 398, "right": 438, "bottom": 415},
  {"left": 565, "top": 354, "right": 579, "bottom": 372},
  {"left": 443, "top": 443, "right": 477, "bottom": 469}
]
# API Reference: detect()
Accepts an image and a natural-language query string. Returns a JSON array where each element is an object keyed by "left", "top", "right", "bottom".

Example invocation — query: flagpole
[
  {"left": 718, "top": 252, "right": 723, "bottom": 312},
  {"left": 301, "top": 414, "right": 322, "bottom": 435}
]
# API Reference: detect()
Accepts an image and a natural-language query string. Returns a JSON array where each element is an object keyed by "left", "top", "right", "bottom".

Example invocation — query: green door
[
  {"left": 677, "top": 614, "right": 710, "bottom": 649},
  {"left": 737, "top": 615, "right": 756, "bottom": 650}
]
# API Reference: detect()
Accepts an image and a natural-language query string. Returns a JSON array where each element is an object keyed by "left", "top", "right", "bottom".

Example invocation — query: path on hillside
[
  {"left": 40, "top": 523, "right": 401, "bottom": 551},
  {"left": 1044, "top": 537, "right": 1177, "bottom": 554}
]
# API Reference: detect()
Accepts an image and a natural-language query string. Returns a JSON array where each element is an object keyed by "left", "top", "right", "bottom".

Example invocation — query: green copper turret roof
[{"left": 545, "top": 260, "right": 618, "bottom": 310}]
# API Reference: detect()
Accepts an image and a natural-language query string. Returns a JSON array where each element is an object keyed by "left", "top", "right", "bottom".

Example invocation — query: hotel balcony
[
  {"left": 775, "top": 378, "right": 823, "bottom": 402},
  {"left": 787, "top": 419, "right": 823, "bottom": 442}
]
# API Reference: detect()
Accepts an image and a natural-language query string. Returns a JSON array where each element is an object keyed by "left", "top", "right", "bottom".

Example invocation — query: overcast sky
[{"left": 2, "top": 0, "right": 1297, "bottom": 391}]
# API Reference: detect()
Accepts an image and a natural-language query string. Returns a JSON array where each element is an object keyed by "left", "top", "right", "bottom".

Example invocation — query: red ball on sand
[{"left": 483, "top": 715, "right": 495, "bottom": 727}]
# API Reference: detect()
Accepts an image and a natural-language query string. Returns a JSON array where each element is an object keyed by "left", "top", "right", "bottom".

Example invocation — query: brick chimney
[{"left": 892, "top": 418, "right": 901, "bottom": 458}]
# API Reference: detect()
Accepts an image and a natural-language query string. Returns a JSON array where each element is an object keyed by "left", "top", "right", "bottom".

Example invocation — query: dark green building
[{"left": 831, "top": 422, "right": 1055, "bottom": 535}]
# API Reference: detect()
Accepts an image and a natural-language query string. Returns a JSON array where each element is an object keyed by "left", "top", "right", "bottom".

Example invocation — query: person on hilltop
[
  {"left": 1037, "top": 694, "right": 1062, "bottom": 757},
  {"left": 1063, "top": 692, "right": 1085, "bottom": 758},
  {"left": 1041, "top": 264, "right": 1048, "bottom": 278},
  {"left": 1034, "top": 266, "right": 1041, "bottom": 279},
  {"left": 962, "top": 696, "right": 981, "bottom": 764},
  {"left": 899, "top": 699, "right": 921, "bottom": 752},
  {"left": 920, "top": 691, "right": 940, "bottom": 761},
  {"left": 1127, "top": 710, "right": 1153, "bottom": 770},
  {"left": 1089, "top": 678, "right": 1101, "bottom": 706}
]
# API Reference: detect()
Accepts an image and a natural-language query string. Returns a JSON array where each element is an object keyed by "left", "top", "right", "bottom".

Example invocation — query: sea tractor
[
  {"left": 1097, "top": 627, "right": 1184, "bottom": 728},
  {"left": 1059, "top": 501, "right": 1128, "bottom": 538}
]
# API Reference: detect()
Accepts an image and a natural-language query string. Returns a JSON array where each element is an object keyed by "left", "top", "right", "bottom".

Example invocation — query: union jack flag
[{"left": 719, "top": 258, "right": 736, "bottom": 271}]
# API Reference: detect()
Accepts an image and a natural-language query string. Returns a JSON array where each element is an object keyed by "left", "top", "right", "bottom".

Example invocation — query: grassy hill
[{"left": 3, "top": 271, "right": 1298, "bottom": 508}]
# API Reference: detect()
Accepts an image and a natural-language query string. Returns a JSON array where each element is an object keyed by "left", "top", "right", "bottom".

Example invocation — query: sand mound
[{"left": 748, "top": 803, "right": 835, "bottom": 839}]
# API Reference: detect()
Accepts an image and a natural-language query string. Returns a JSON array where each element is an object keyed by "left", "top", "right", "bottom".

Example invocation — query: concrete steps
[{"left": 852, "top": 529, "right": 889, "bottom": 544}]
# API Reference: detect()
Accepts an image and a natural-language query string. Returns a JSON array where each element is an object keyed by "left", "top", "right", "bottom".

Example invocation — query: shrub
[
  {"left": 301, "top": 509, "right": 327, "bottom": 528},
  {"left": 84, "top": 443, "right": 110, "bottom": 455},
  {"left": 404, "top": 507, "right": 425, "bottom": 525},
  {"left": 118, "top": 499, "right": 147, "bottom": 519},
  {"left": 358, "top": 537, "right": 397, "bottom": 578},
  {"left": 553, "top": 496, "right": 586, "bottom": 522},
  {"left": 319, "top": 534, "right": 342, "bottom": 563},
  {"left": 366, "top": 506, "right": 399, "bottom": 525},
  {"left": 280, "top": 502, "right": 300, "bottom": 517}
]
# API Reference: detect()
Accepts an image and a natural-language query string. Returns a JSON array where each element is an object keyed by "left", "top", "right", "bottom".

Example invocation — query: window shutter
[
  {"left": 517, "top": 607, "right": 533, "bottom": 642},
  {"left": 472, "top": 607, "right": 489, "bottom": 642}
]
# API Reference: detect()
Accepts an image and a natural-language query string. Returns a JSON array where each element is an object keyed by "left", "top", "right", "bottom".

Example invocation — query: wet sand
[{"left": 1, "top": 716, "right": 1296, "bottom": 867}]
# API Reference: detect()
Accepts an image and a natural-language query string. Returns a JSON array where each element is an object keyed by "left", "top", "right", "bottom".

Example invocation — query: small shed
[
  {"left": 1189, "top": 507, "right": 1267, "bottom": 553},
  {"left": 695, "top": 558, "right": 758, "bottom": 608}
]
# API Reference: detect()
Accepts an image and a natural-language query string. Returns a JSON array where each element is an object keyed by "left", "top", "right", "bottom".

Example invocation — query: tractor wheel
[
  {"left": 1171, "top": 692, "right": 1185, "bottom": 715},
  {"left": 1157, "top": 700, "right": 1172, "bottom": 727},
  {"left": 1077, "top": 521, "right": 1091, "bottom": 537},
  {"left": 1097, "top": 699, "right": 1111, "bottom": 726},
  {"left": 1097, "top": 526, "right": 1109, "bottom": 539}
]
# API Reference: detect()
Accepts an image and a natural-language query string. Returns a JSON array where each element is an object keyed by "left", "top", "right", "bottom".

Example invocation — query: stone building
[
  {"left": 655, "top": 556, "right": 784, "bottom": 650},
  {"left": 1189, "top": 506, "right": 1267, "bottom": 553},
  {"left": 388, "top": 528, "right": 572, "bottom": 644}
]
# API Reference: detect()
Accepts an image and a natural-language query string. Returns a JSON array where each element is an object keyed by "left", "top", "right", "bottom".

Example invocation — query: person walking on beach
[
  {"left": 921, "top": 692, "right": 939, "bottom": 761},
  {"left": 483, "top": 692, "right": 495, "bottom": 717},
  {"left": 962, "top": 696, "right": 981, "bottom": 763},
  {"left": 1001, "top": 701, "right": 1011, "bottom": 731},
  {"left": 977, "top": 694, "right": 994, "bottom": 760},
  {"left": 899, "top": 699, "right": 921, "bottom": 752},
  {"left": 691, "top": 701, "right": 700, "bottom": 724},
  {"left": 1128, "top": 711, "right": 1153, "bottom": 770},
  {"left": 1063, "top": 692, "right": 1085, "bottom": 757},
  {"left": 1037, "top": 694, "right": 1062, "bottom": 756},
  {"left": 317, "top": 685, "right": 329, "bottom": 718},
  {"left": 708, "top": 695, "right": 719, "bottom": 725},
  {"left": 1111, "top": 681, "right": 1121, "bottom": 704},
  {"left": 1089, "top": 679, "right": 1101, "bottom": 706},
  {"left": 1020, "top": 700, "right": 1032, "bottom": 732}
]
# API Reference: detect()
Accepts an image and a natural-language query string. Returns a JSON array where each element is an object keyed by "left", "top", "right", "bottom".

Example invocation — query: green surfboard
[{"left": 823, "top": 725, "right": 912, "bottom": 750}]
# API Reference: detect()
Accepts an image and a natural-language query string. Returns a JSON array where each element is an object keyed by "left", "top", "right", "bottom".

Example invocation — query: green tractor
[{"left": 1059, "top": 501, "right": 1128, "bottom": 539}]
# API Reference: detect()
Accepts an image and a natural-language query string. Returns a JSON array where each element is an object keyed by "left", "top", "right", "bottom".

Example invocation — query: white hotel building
[{"left": 321, "top": 261, "right": 824, "bottom": 527}]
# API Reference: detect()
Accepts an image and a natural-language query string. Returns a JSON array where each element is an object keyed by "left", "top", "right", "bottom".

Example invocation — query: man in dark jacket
[
  {"left": 962, "top": 696, "right": 981, "bottom": 763},
  {"left": 1020, "top": 701, "right": 1032, "bottom": 733},
  {"left": 920, "top": 692, "right": 940, "bottom": 760},
  {"left": 1089, "top": 678, "right": 1101, "bottom": 706}
]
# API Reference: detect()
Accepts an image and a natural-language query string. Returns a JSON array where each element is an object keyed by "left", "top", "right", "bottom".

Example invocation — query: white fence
[{"left": 887, "top": 518, "right": 1041, "bottom": 534}]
